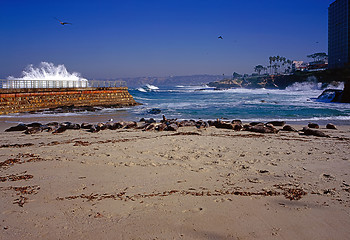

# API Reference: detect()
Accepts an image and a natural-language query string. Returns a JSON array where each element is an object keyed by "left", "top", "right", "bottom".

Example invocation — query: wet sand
[{"left": 0, "top": 122, "right": 350, "bottom": 239}]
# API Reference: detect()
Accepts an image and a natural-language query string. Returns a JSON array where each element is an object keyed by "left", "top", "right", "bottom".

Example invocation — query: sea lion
[
  {"left": 245, "top": 124, "right": 278, "bottom": 134},
  {"left": 27, "top": 122, "right": 42, "bottom": 128},
  {"left": 308, "top": 123, "right": 319, "bottom": 129},
  {"left": 24, "top": 127, "right": 43, "bottom": 134},
  {"left": 166, "top": 123, "right": 179, "bottom": 131},
  {"left": 81, "top": 123, "right": 93, "bottom": 129},
  {"left": 301, "top": 127, "right": 329, "bottom": 137},
  {"left": 326, "top": 123, "right": 337, "bottom": 129},
  {"left": 282, "top": 125, "right": 298, "bottom": 132},
  {"left": 52, "top": 126, "right": 68, "bottom": 134},
  {"left": 266, "top": 121, "right": 286, "bottom": 127},
  {"left": 231, "top": 119, "right": 243, "bottom": 125},
  {"left": 5, "top": 124, "right": 28, "bottom": 132}
]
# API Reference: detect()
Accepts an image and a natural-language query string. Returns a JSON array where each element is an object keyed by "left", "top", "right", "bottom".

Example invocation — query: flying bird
[
  {"left": 55, "top": 18, "right": 72, "bottom": 25},
  {"left": 218, "top": 36, "right": 223, "bottom": 39}
]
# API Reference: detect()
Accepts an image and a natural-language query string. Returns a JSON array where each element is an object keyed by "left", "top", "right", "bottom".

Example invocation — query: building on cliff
[{"left": 328, "top": 0, "right": 350, "bottom": 69}]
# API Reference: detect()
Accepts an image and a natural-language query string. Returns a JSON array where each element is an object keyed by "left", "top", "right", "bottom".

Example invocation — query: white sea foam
[
  {"left": 6, "top": 62, "right": 88, "bottom": 88},
  {"left": 137, "top": 88, "right": 147, "bottom": 92},
  {"left": 145, "top": 84, "right": 159, "bottom": 90}
]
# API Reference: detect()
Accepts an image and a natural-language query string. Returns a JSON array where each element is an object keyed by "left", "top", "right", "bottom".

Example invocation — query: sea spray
[{"left": 6, "top": 62, "right": 88, "bottom": 88}]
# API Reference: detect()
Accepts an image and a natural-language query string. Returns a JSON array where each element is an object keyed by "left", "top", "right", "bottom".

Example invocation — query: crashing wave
[{"left": 5, "top": 62, "right": 88, "bottom": 88}]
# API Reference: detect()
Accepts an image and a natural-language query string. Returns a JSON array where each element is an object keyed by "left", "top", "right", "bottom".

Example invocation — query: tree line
[{"left": 253, "top": 52, "right": 328, "bottom": 76}]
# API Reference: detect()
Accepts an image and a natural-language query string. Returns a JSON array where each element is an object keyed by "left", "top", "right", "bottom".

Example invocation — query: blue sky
[{"left": 0, "top": 0, "right": 333, "bottom": 79}]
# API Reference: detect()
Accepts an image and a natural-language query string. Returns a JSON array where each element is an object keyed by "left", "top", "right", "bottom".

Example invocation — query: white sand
[{"left": 0, "top": 123, "right": 350, "bottom": 239}]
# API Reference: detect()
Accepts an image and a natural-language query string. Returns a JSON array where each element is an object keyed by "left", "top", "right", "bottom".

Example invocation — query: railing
[{"left": 0, "top": 79, "right": 127, "bottom": 89}]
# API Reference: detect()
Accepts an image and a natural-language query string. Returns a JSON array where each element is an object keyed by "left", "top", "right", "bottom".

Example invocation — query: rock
[
  {"left": 301, "top": 127, "right": 329, "bottom": 137},
  {"left": 266, "top": 121, "right": 286, "bottom": 127},
  {"left": 326, "top": 123, "right": 337, "bottom": 129},
  {"left": 5, "top": 124, "right": 28, "bottom": 132},
  {"left": 147, "top": 108, "right": 161, "bottom": 114},
  {"left": 308, "top": 123, "right": 319, "bottom": 129},
  {"left": 282, "top": 125, "right": 298, "bottom": 132}
]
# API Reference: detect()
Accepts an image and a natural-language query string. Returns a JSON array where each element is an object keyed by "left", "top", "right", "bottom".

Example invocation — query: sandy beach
[{"left": 0, "top": 121, "right": 350, "bottom": 239}]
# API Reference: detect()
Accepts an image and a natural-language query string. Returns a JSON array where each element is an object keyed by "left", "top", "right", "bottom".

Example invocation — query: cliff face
[{"left": 207, "top": 68, "right": 350, "bottom": 103}]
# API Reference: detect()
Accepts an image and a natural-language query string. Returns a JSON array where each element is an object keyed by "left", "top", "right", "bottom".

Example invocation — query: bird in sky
[
  {"left": 55, "top": 18, "right": 72, "bottom": 25},
  {"left": 218, "top": 36, "right": 223, "bottom": 39}
]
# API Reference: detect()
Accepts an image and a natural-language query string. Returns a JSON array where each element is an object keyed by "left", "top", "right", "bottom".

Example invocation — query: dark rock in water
[
  {"left": 27, "top": 122, "right": 42, "bottom": 128},
  {"left": 282, "top": 125, "right": 298, "bottom": 132},
  {"left": 24, "top": 127, "right": 43, "bottom": 134},
  {"left": 326, "top": 123, "right": 337, "bottom": 129},
  {"left": 266, "top": 121, "right": 285, "bottom": 127},
  {"left": 308, "top": 123, "right": 319, "bottom": 129},
  {"left": 166, "top": 123, "right": 179, "bottom": 131},
  {"left": 147, "top": 108, "right": 161, "bottom": 114},
  {"left": 5, "top": 124, "right": 28, "bottom": 132},
  {"left": 301, "top": 127, "right": 329, "bottom": 137},
  {"left": 316, "top": 89, "right": 343, "bottom": 102},
  {"left": 139, "top": 118, "right": 146, "bottom": 122}
]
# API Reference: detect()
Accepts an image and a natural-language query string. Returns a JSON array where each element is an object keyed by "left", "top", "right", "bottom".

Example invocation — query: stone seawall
[{"left": 0, "top": 87, "right": 139, "bottom": 115}]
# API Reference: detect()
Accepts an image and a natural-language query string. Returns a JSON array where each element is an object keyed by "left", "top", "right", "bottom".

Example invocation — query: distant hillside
[{"left": 108, "top": 75, "right": 224, "bottom": 87}]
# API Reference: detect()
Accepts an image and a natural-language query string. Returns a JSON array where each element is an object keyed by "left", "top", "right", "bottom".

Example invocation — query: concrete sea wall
[{"left": 0, "top": 87, "right": 139, "bottom": 115}]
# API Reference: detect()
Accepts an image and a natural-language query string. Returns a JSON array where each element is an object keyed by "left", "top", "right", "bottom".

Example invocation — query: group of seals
[{"left": 4, "top": 116, "right": 337, "bottom": 138}]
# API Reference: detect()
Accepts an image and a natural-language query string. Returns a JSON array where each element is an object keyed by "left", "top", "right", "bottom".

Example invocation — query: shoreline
[{"left": 1, "top": 120, "right": 350, "bottom": 239}]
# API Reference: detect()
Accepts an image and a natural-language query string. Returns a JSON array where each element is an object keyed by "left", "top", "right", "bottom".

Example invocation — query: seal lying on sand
[{"left": 301, "top": 127, "right": 329, "bottom": 137}]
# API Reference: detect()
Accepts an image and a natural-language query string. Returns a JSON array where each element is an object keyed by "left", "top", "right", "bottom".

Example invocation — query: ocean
[
  {"left": 1, "top": 62, "right": 349, "bottom": 126},
  {"left": 1, "top": 82, "right": 350, "bottom": 126}
]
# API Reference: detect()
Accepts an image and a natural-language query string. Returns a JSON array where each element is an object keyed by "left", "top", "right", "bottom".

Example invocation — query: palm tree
[
  {"left": 269, "top": 56, "right": 273, "bottom": 73},
  {"left": 254, "top": 65, "right": 264, "bottom": 75}
]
